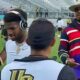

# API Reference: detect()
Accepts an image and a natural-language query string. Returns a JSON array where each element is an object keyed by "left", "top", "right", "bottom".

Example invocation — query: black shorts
[{"left": 58, "top": 27, "right": 62, "bottom": 31}]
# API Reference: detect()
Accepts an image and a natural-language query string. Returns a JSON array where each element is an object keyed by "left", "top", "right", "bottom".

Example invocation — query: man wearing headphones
[{"left": 0, "top": 8, "right": 31, "bottom": 64}]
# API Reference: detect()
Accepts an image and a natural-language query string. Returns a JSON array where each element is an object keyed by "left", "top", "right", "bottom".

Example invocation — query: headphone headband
[
  {"left": 8, "top": 11, "right": 20, "bottom": 15},
  {"left": 8, "top": 10, "right": 26, "bottom": 21}
]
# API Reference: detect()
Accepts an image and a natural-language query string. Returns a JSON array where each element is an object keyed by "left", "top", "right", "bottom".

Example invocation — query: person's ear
[{"left": 50, "top": 38, "right": 55, "bottom": 46}]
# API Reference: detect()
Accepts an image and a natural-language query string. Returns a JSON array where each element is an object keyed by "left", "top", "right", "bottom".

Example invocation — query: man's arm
[
  {"left": 58, "top": 29, "right": 80, "bottom": 66},
  {"left": 0, "top": 48, "right": 6, "bottom": 65},
  {"left": 58, "top": 29, "right": 69, "bottom": 64}
]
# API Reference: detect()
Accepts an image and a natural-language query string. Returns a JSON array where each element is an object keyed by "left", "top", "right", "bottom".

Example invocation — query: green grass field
[
  {"left": 50, "top": 33, "right": 61, "bottom": 62},
  {"left": 0, "top": 35, "right": 5, "bottom": 53},
  {"left": 0, "top": 32, "right": 61, "bottom": 70},
  {"left": 0, "top": 34, "right": 5, "bottom": 70}
]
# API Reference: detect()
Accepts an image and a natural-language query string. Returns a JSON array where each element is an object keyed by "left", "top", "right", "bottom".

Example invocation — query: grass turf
[
  {"left": 0, "top": 34, "right": 5, "bottom": 70},
  {"left": 50, "top": 33, "right": 61, "bottom": 62}
]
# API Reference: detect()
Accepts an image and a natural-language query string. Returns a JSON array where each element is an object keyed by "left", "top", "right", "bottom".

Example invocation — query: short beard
[{"left": 15, "top": 34, "right": 25, "bottom": 43}]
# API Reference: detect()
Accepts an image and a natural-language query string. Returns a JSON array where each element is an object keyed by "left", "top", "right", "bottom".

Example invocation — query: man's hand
[
  {"left": 66, "top": 58, "right": 80, "bottom": 67},
  {"left": 0, "top": 48, "right": 6, "bottom": 66},
  {"left": 0, "top": 57, "right": 3, "bottom": 66}
]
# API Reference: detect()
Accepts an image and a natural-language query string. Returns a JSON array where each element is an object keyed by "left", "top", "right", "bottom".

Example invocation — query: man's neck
[
  {"left": 31, "top": 47, "right": 51, "bottom": 58},
  {"left": 16, "top": 36, "right": 26, "bottom": 43}
]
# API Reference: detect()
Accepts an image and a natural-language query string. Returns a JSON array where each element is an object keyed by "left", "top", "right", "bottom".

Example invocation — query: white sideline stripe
[{"left": 67, "top": 30, "right": 78, "bottom": 35}]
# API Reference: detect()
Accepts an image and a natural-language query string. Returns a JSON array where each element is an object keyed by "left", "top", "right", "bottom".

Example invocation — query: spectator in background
[
  {"left": 36, "top": 8, "right": 39, "bottom": 17},
  {"left": 0, "top": 25, "right": 8, "bottom": 41},
  {"left": 57, "top": 18, "right": 64, "bottom": 37},
  {"left": 1, "top": 28, "right": 8, "bottom": 41},
  {"left": 1, "top": 18, "right": 76, "bottom": 80},
  {"left": 66, "top": 18, "right": 72, "bottom": 26},
  {"left": 0, "top": 8, "right": 31, "bottom": 65},
  {"left": 39, "top": 11, "right": 42, "bottom": 17},
  {"left": 39, "top": 8, "right": 42, "bottom": 17},
  {"left": 58, "top": 2, "right": 80, "bottom": 80},
  {"left": 45, "top": 9, "right": 48, "bottom": 18}
]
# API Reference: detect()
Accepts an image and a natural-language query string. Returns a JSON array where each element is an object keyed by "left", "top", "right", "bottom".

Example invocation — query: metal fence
[{"left": 28, "top": 11, "right": 74, "bottom": 19}]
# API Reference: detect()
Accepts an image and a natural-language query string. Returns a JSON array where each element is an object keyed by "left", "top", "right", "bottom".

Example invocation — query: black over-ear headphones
[{"left": 8, "top": 10, "right": 27, "bottom": 30}]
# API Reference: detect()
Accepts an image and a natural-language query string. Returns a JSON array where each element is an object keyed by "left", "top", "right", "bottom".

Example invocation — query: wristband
[{"left": 60, "top": 53, "right": 69, "bottom": 64}]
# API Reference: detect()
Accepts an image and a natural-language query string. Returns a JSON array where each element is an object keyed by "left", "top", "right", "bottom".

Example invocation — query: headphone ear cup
[{"left": 20, "top": 20, "right": 27, "bottom": 30}]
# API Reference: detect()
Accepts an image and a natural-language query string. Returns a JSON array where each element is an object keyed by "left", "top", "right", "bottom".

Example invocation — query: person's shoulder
[
  {"left": 6, "top": 39, "right": 15, "bottom": 44},
  {"left": 1, "top": 62, "right": 18, "bottom": 80},
  {"left": 58, "top": 66, "right": 77, "bottom": 80},
  {"left": 44, "top": 60, "right": 65, "bottom": 70},
  {"left": 1, "top": 62, "right": 17, "bottom": 73},
  {"left": 1, "top": 63, "right": 12, "bottom": 73},
  {"left": 23, "top": 42, "right": 31, "bottom": 49},
  {"left": 24, "top": 42, "right": 29, "bottom": 46},
  {"left": 6, "top": 40, "right": 16, "bottom": 46}
]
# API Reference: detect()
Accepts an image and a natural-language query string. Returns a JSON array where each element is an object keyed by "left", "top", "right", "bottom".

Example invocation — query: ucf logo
[{"left": 10, "top": 69, "right": 34, "bottom": 80}]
